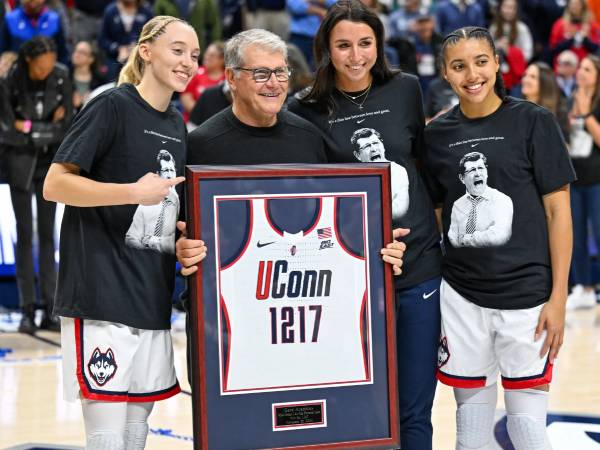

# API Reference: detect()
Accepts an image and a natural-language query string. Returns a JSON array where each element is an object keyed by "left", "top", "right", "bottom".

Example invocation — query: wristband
[{"left": 22, "top": 120, "right": 32, "bottom": 133}]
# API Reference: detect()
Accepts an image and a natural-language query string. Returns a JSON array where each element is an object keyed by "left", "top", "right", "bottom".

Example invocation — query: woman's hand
[
  {"left": 131, "top": 172, "right": 185, "bottom": 205},
  {"left": 573, "top": 87, "right": 593, "bottom": 116},
  {"left": 535, "top": 295, "right": 566, "bottom": 364},
  {"left": 381, "top": 228, "right": 410, "bottom": 276}
]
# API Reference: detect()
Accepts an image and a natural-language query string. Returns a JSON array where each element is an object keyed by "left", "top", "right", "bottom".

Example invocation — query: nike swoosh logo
[
  {"left": 357, "top": 119, "right": 366, "bottom": 123},
  {"left": 471, "top": 143, "right": 479, "bottom": 147},
  {"left": 423, "top": 289, "right": 438, "bottom": 300},
  {"left": 586, "top": 431, "right": 600, "bottom": 444},
  {"left": 257, "top": 241, "right": 275, "bottom": 248}
]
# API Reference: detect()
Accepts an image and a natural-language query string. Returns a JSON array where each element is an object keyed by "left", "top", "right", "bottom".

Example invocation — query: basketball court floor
[{"left": 1, "top": 305, "right": 599, "bottom": 450}]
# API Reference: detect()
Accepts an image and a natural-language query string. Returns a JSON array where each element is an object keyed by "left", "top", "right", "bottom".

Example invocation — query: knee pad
[
  {"left": 87, "top": 431, "right": 125, "bottom": 450},
  {"left": 506, "top": 415, "right": 548, "bottom": 450},
  {"left": 124, "top": 402, "right": 153, "bottom": 450},
  {"left": 505, "top": 389, "right": 550, "bottom": 450},
  {"left": 124, "top": 422, "right": 149, "bottom": 450},
  {"left": 455, "top": 384, "right": 497, "bottom": 450}
]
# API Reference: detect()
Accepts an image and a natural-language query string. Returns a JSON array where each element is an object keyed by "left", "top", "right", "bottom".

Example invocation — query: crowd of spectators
[
  {"left": 1, "top": 0, "right": 600, "bottom": 322},
  {"left": 1, "top": 0, "right": 598, "bottom": 118}
]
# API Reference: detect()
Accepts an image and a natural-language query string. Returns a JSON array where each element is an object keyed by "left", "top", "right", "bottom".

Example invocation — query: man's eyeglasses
[{"left": 234, "top": 67, "right": 291, "bottom": 82}]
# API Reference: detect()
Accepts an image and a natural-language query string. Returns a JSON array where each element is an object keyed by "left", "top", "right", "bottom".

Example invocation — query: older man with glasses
[
  {"left": 184, "top": 28, "right": 328, "bottom": 166},
  {"left": 556, "top": 49, "right": 579, "bottom": 98}
]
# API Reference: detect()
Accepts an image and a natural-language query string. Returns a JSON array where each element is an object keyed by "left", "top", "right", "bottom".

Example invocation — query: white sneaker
[
  {"left": 578, "top": 289, "right": 597, "bottom": 308},
  {"left": 567, "top": 285, "right": 596, "bottom": 310},
  {"left": 567, "top": 285, "right": 584, "bottom": 310}
]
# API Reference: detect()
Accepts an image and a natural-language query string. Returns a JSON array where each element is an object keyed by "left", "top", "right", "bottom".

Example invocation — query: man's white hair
[{"left": 225, "top": 28, "right": 288, "bottom": 74}]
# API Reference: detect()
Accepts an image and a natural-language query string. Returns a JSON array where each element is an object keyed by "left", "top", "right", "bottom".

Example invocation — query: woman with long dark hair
[
  {"left": 489, "top": 0, "right": 533, "bottom": 61},
  {"left": 5, "top": 35, "right": 73, "bottom": 334},
  {"left": 423, "top": 26, "right": 574, "bottom": 450},
  {"left": 489, "top": 0, "right": 530, "bottom": 92},
  {"left": 70, "top": 40, "right": 105, "bottom": 112},
  {"left": 521, "top": 61, "right": 570, "bottom": 139},
  {"left": 565, "top": 54, "right": 600, "bottom": 309},
  {"left": 288, "top": 1, "right": 442, "bottom": 448}
]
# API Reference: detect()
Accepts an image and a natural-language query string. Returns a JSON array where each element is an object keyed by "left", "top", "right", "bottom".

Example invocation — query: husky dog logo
[
  {"left": 88, "top": 348, "right": 117, "bottom": 386},
  {"left": 437, "top": 337, "right": 450, "bottom": 368}
]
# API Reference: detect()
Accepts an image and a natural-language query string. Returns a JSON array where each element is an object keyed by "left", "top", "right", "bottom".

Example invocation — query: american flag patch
[{"left": 317, "top": 227, "right": 332, "bottom": 239}]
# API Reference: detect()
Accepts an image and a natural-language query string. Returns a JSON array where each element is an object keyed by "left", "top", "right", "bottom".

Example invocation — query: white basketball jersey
[{"left": 217, "top": 195, "right": 371, "bottom": 395}]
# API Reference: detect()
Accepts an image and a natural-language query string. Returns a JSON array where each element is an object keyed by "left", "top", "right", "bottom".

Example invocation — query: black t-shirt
[
  {"left": 288, "top": 73, "right": 442, "bottom": 290},
  {"left": 52, "top": 84, "right": 186, "bottom": 330},
  {"left": 188, "top": 83, "right": 231, "bottom": 126},
  {"left": 571, "top": 103, "right": 600, "bottom": 186},
  {"left": 423, "top": 97, "right": 576, "bottom": 309},
  {"left": 187, "top": 106, "right": 328, "bottom": 164},
  {"left": 424, "top": 77, "right": 459, "bottom": 119}
]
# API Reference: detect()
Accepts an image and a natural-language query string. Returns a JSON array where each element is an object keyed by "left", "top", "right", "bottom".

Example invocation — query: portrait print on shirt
[
  {"left": 350, "top": 127, "right": 410, "bottom": 220},
  {"left": 448, "top": 151, "right": 513, "bottom": 248},
  {"left": 125, "top": 149, "right": 180, "bottom": 254}
]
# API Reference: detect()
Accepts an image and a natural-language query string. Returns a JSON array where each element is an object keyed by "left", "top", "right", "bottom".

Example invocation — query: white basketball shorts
[
  {"left": 60, "top": 317, "right": 180, "bottom": 402},
  {"left": 437, "top": 279, "right": 553, "bottom": 389}
]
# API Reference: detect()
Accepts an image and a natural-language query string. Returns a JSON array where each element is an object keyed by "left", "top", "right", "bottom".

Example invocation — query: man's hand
[
  {"left": 381, "top": 228, "right": 410, "bottom": 275},
  {"left": 176, "top": 221, "right": 207, "bottom": 276}
]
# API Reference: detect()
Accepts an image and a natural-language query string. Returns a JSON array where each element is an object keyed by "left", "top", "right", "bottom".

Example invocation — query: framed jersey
[{"left": 186, "top": 164, "right": 398, "bottom": 450}]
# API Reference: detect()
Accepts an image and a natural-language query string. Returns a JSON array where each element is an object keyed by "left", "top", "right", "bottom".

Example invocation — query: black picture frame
[{"left": 186, "top": 163, "right": 398, "bottom": 450}]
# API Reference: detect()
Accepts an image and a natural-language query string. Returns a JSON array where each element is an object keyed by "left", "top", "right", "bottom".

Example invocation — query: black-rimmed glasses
[{"left": 234, "top": 67, "right": 291, "bottom": 82}]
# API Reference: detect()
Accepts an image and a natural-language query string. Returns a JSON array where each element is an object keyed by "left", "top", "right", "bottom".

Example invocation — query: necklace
[
  {"left": 341, "top": 85, "right": 370, "bottom": 100},
  {"left": 338, "top": 82, "right": 372, "bottom": 110}
]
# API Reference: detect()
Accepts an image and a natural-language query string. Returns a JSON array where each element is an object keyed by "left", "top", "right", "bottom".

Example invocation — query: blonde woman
[
  {"left": 549, "top": 0, "right": 600, "bottom": 65},
  {"left": 43, "top": 16, "right": 201, "bottom": 450}
]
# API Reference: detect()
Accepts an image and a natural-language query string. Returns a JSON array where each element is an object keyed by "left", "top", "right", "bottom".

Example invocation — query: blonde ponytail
[
  {"left": 118, "top": 43, "right": 144, "bottom": 85},
  {"left": 117, "top": 15, "right": 187, "bottom": 86}
]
